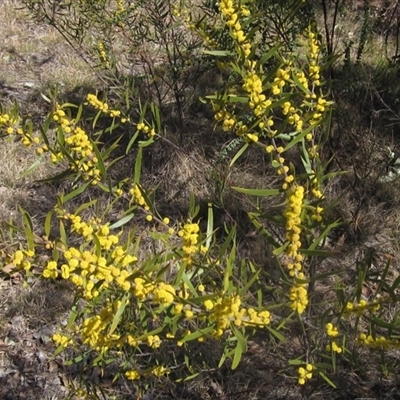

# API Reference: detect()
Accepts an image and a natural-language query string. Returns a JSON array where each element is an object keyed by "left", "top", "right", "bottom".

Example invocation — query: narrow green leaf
[
  {"left": 180, "top": 327, "right": 214, "bottom": 343},
  {"left": 92, "top": 233, "right": 102, "bottom": 258},
  {"left": 53, "top": 344, "right": 67, "bottom": 357},
  {"left": 231, "top": 327, "right": 247, "bottom": 370},
  {"left": 134, "top": 147, "right": 142, "bottom": 183},
  {"left": 126, "top": 131, "right": 140, "bottom": 154},
  {"left": 267, "top": 326, "right": 286, "bottom": 343},
  {"left": 20, "top": 157, "right": 44, "bottom": 178},
  {"left": 273, "top": 241, "right": 288, "bottom": 256},
  {"left": 44, "top": 211, "right": 53, "bottom": 238},
  {"left": 202, "top": 50, "right": 234, "bottom": 56},
  {"left": 19, "top": 208, "right": 34, "bottom": 249},
  {"left": 318, "top": 371, "right": 337, "bottom": 389},
  {"left": 62, "top": 181, "right": 91, "bottom": 204},
  {"left": 284, "top": 123, "right": 315, "bottom": 152},
  {"left": 229, "top": 143, "right": 248, "bottom": 167},
  {"left": 60, "top": 103, "right": 78, "bottom": 109},
  {"left": 92, "top": 110, "right": 103, "bottom": 129},
  {"left": 259, "top": 44, "right": 280, "bottom": 65},
  {"left": 66, "top": 304, "right": 78, "bottom": 330},
  {"left": 224, "top": 242, "right": 236, "bottom": 292},
  {"left": 227, "top": 95, "right": 249, "bottom": 103},
  {"left": 74, "top": 199, "right": 97, "bottom": 215},
  {"left": 182, "top": 272, "right": 198, "bottom": 297},
  {"left": 151, "top": 103, "right": 161, "bottom": 133},
  {"left": 308, "top": 220, "right": 341, "bottom": 250},
  {"left": 91, "top": 139, "right": 106, "bottom": 178},
  {"left": 232, "top": 187, "right": 280, "bottom": 196},
  {"left": 175, "top": 373, "right": 200, "bottom": 382},
  {"left": 64, "top": 352, "right": 87, "bottom": 365},
  {"left": 75, "top": 103, "right": 83, "bottom": 123},
  {"left": 206, "top": 203, "right": 213, "bottom": 249},
  {"left": 288, "top": 358, "right": 304, "bottom": 365},
  {"left": 41, "top": 92, "right": 53, "bottom": 103},
  {"left": 218, "top": 226, "right": 236, "bottom": 259},
  {"left": 97, "top": 181, "right": 111, "bottom": 193},
  {"left": 370, "top": 315, "right": 399, "bottom": 329},
  {"left": 390, "top": 274, "right": 400, "bottom": 292},
  {"left": 34, "top": 168, "right": 72, "bottom": 184},
  {"left": 109, "top": 213, "right": 135, "bottom": 229},
  {"left": 373, "top": 258, "right": 393, "bottom": 299},
  {"left": 189, "top": 194, "right": 200, "bottom": 218},
  {"left": 301, "top": 140, "right": 312, "bottom": 174},
  {"left": 239, "top": 267, "right": 261, "bottom": 296},
  {"left": 109, "top": 294, "right": 128, "bottom": 335},
  {"left": 292, "top": 72, "right": 309, "bottom": 94},
  {"left": 59, "top": 220, "right": 67, "bottom": 245},
  {"left": 218, "top": 348, "right": 228, "bottom": 368}
]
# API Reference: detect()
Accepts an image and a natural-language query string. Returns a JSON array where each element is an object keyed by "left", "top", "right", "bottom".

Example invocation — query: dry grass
[
  {"left": 0, "top": 0, "right": 97, "bottom": 111},
  {"left": 1, "top": 1, "right": 400, "bottom": 399}
]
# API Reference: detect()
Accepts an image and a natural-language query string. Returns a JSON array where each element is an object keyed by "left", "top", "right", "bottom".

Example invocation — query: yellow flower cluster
[
  {"left": 296, "top": 70, "right": 309, "bottom": 91},
  {"left": 219, "top": 0, "right": 247, "bottom": 43},
  {"left": 126, "top": 363, "right": 170, "bottom": 380},
  {"left": 42, "top": 260, "right": 58, "bottom": 279},
  {"left": 86, "top": 93, "right": 109, "bottom": 113},
  {"left": 326, "top": 341, "right": 342, "bottom": 353},
  {"left": 150, "top": 365, "right": 170, "bottom": 377},
  {"left": 306, "top": 169, "right": 323, "bottom": 200},
  {"left": 298, "top": 364, "right": 313, "bottom": 385},
  {"left": 307, "top": 144, "right": 319, "bottom": 158},
  {"left": 129, "top": 183, "right": 149, "bottom": 210},
  {"left": 80, "top": 300, "right": 124, "bottom": 351},
  {"left": 41, "top": 213, "right": 138, "bottom": 302},
  {"left": 326, "top": 322, "right": 339, "bottom": 337},
  {"left": 146, "top": 334, "right": 162, "bottom": 349},
  {"left": 357, "top": 333, "right": 400, "bottom": 350},
  {"left": 136, "top": 121, "right": 156, "bottom": 138},
  {"left": 153, "top": 282, "right": 175, "bottom": 305},
  {"left": 125, "top": 370, "right": 140, "bottom": 380},
  {"left": 48, "top": 107, "right": 101, "bottom": 184},
  {"left": 284, "top": 186, "right": 308, "bottom": 313},
  {"left": 1, "top": 111, "right": 39, "bottom": 146},
  {"left": 273, "top": 150, "right": 294, "bottom": 191},
  {"left": 172, "top": 1, "right": 189, "bottom": 19},
  {"left": 0, "top": 112, "right": 20, "bottom": 136},
  {"left": 131, "top": 278, "right": 175, "bottom": 310},
  {"left": 345, "top": 299, "right": 380, "bottom": 317},
  {"left": 214, "top": 106, "right": 236, "bottom": 132},
  {"left": 243, "top": 72, "right": 272, "bottom": 117},
  {"left": 308, "top": 31, "right": 321, "bottom": 86},
  {"left": 116, "top": 0, "right": 125, "bottom": 14},
  {"left": 304, "top": 95, "right": 330, "bottom": 129},
  {"left": 11, "top": 248, "right": 34, "bottom": 271},
  {"left": 289, "top": 284, "right": 308, "bottom": 314},
  {"left": 97, "top": 41, "right": 110, "bottom": 69},
  {"left": 52, "top": 333, "right": 72, "bottom": 348},
  {"left": 325, "top": 323, "right": 342, "bottom": 353},
  {"left": 284, "top": 185, "right": 304, "bottom": 273},
  {"left": 208, "top": 294, "right": 271, "bottom": 337},
  {"left": 245, "top": 133, "right": 258, "bottom": 143},
  {"left": 178, "top": 222, "right": 200, "bottom": 256},
  {"left": 67, "top": 213, "right": 119, "bottom": 250},
  {"left": 272, "top": 67, "right": 290, "bottom": 95},
  {"left": 311, "top": 206, "right": 324, "bottom": 222},
  {"left": 86, "top": 94, "right": 126, "bottom": 122},
  {"left": 282, "top": 100, "right": 303, "bottom": 132}
]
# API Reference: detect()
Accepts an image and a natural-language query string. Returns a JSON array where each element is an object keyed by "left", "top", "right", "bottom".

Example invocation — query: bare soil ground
[{"left": 1, "top": 1, "right": 400, "bottom": 399}]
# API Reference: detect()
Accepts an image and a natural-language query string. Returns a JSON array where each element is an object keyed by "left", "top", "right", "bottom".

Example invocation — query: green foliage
[{"left": 0, "top": 0, "right": 399, "bottom": 397}]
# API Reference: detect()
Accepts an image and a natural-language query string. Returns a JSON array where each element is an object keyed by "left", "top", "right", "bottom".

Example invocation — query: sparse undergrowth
[{"left": 1, "top": 1, "right": 400, "bottom": 400}]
